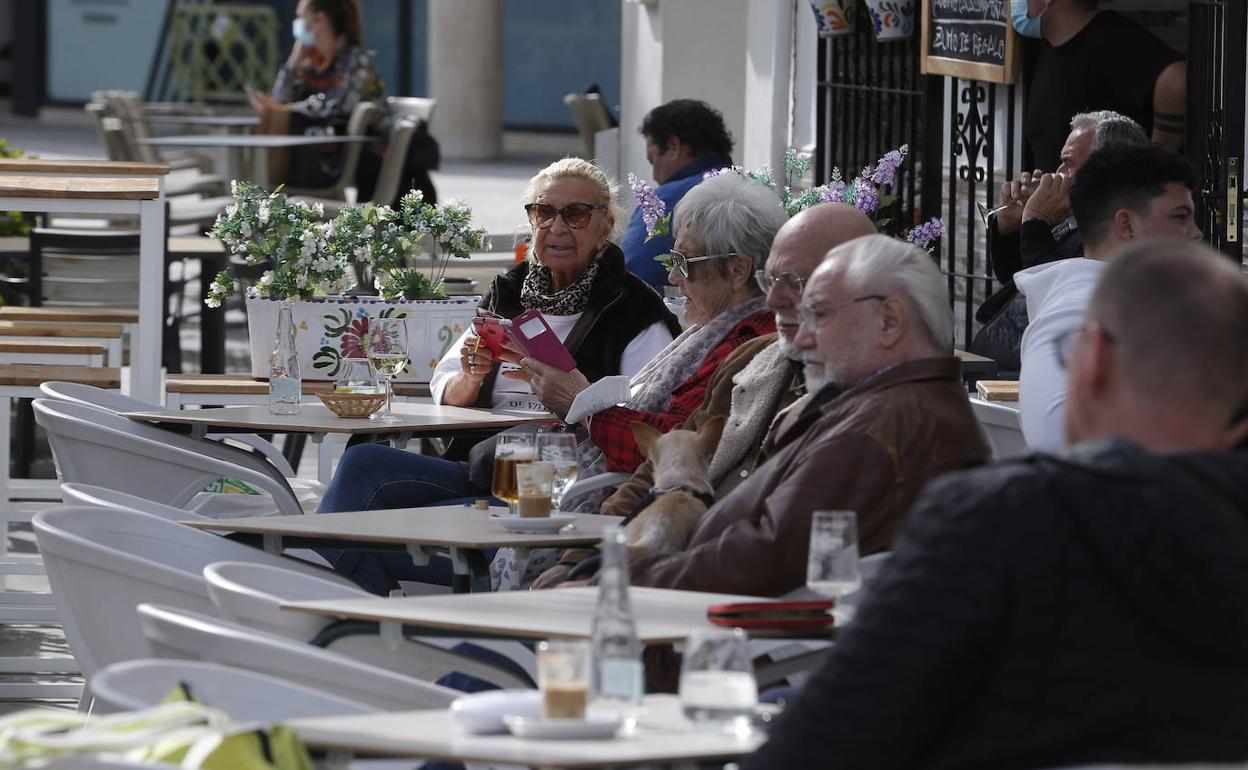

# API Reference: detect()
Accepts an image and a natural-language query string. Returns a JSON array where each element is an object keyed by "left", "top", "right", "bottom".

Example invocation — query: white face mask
[
  {"left": 1010, "top": 0, "right": 1044, "bottom": 38},
  {"left": 292, "top": 17, "right": 317, "bottom": 46}
]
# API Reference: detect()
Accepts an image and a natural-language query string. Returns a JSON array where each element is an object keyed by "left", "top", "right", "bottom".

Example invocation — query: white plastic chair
[
  {"left": 137, "top": 603, "right": 459, "bottom": 712},
  {"left": 969, "top": 396, "right": 1029, "bottom": 459},
  {"left": 33, "top": 398, "right": 304, "bottom": 516},
  {"left": 40, "top": 381, "right": 296, "bottom": 478},
  {"left": 91, "top": 658, "right": 374, "bottom": 719},
  {"left": 204, "top": 561, "right": 531, "bottom": 689},
  {"left": 60, "top": 483, "right": 211, "bottom": 523},
  {"left": 31, "top": 506, "right": 349, "bottom": 680},
  {"left": 562, "top": 471, "right": 631, "bottom": 507}
]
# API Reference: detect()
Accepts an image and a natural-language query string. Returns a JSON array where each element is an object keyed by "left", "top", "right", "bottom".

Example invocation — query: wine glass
[
  {"left": 679, "top": 628, "right": 757, "bottom": 734},
  {"left": 366, "top": 317, "right": 409, "bottom": 424},
  {"left": 535, "top": 432, "right": 579, "bottom": 511},
  {"left": 492, "top": 432, "right": 536, "bottom": 515},
  {"left": 806, "top": 510, "right": 862, "bottom": 600}
]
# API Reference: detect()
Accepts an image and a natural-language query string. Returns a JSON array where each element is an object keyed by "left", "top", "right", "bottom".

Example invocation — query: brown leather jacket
[{"left": 628, "top": 356, "right": 989, "bottom": 597}]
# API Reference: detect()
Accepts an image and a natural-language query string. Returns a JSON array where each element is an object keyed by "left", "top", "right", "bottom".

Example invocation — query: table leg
[
  {"left": 228, "top": 146, "right": 246, "bottom": 186},
  {"left": 449, "top": 547, "right": 492, "bottom": 594},
  {"left": 313, "top": 433, "right": 331, "bottom": 485},
  {"left": 261, "top": 533, "right": 282, "bottom": 555}
]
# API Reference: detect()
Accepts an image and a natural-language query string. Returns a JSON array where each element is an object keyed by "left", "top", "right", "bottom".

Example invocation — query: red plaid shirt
[{"left": 589, "top": 310, "right": 776, "bottom": 472}]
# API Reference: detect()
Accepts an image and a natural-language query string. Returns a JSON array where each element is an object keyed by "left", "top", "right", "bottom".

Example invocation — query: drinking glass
[
  {"left": 679, "top": 628, "right": 757, "bottom": 733},
  {"left": 515, "top": 461, "right": 554, "bottom": 518},
  {"left": 335, "top": 357, "right": 380, "bottom": 394},
  {"left": 366, "top": 317, "right": 409, "bottom": 424},
  {"left": 806, "top": 510, "right": 862, "bottom": 599},
  {"left": 535, "top": 432, "right": 579, "bottom": 511},
  {"left": 492, "top": 432, "right": 536, "bottom": 514},
  {"left": 537, "top": 639, "right": 591, "bottom": 720}
]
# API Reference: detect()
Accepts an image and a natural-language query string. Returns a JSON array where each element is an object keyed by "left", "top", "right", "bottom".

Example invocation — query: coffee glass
[
  {"left": 515, "top": 461, "right": 554, "bottom": 518},
  {"left": 537, "top": 639, "right": 591, "bottom": 720}
]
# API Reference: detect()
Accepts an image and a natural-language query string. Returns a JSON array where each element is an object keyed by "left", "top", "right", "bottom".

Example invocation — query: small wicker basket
[{"left": 318, "top": 391, "right": 386, "bottom": 418}]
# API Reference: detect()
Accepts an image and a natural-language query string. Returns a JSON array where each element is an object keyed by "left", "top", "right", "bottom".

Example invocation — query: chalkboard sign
[{"left": 921, "top": 0, "right": 1020, "bottom": 84}]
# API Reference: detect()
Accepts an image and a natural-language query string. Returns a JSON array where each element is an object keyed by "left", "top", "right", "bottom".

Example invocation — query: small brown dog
[{"left": 624, "top": 416, "right": 725, "bottom": 558}]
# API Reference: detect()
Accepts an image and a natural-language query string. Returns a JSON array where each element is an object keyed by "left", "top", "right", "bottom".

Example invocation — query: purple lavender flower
[
  {"left": 852, "top": 178, "right": 879, "bottom": 215},
  {"left": 818, "top": 180, "right": 848, "bottom": 204},
  {"left": 871, "top": 145, "right": 909, "bottom": 186},
  {"left": 906, "top": 217, "right": 945, "bottom": 249},
  {"left": 628, "top": 173, "right": 667, "bottom": 237}
]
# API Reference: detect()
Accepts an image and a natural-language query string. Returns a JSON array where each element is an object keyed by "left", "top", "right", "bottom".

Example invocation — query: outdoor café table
[
  {"left": 187, "top": 505, "right": 622, "bottom": 594},
  {"left": 0, "top": 159, "right": 168, "bottom": 402},
  {"left": 143, "top": 114, "right": 260, "bottom": 130},
  {"left": 139, "top": 133, "right": 375, "bottom": 188},
  {"left": 955, "top": 348, "right": 998, "bottom": 383},
  {"left": 122, "top": 401, "right": 552, "bottom": 485},
  {"left": 278, "top": 584, "right": 829, "bottom": 645},
  {"left": 287, "top": 693, "right": 765, "bottom": 769}
]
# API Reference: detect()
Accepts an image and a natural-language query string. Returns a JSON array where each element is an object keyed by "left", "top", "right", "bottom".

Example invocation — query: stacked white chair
[
  {"left": 31, "top": 506, "right": 349, "bottom": 683},
  {"left": 969, "top": 397, "right": 1028, "bottom": 459},
  {"left": 137, "top": 603, "right": 459, "bottom": 712},
  {"left": 204, "top": 561, "right": 531, "bottom": 689}
]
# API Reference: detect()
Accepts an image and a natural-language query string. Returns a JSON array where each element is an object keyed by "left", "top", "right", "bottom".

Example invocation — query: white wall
[{"left": 617, "top": 0, "right": 749, "bottom": 197}]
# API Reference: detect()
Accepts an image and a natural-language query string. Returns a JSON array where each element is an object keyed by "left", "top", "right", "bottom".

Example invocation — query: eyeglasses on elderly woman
[
  {"left": 666, "top": 250, "right": 743, "bottom": 280},
  {"left": 524, "top": 202, "right": 608, "bottom": 230}
]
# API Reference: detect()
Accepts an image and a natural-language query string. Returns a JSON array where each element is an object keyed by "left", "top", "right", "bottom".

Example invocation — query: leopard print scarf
[{"left": 519, "top": 256, "right": 601, "bottom": 315}]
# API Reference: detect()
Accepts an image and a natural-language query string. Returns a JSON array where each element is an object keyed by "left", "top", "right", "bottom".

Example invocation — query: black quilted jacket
[{"left": 744, "top": 439, "right": 1248, "bottom": 770}]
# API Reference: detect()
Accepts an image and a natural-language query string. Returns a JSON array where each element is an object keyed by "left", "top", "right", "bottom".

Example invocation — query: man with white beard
[{"left": 534, "top": 220, "right": 987, "bottom": 595}]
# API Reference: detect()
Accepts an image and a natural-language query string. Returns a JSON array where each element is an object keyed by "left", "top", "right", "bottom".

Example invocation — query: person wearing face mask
[
  {"left": 249, "top": 0, "right": 391, "bottom": 195},
  {"left": 1012, "top": 0, "right": 1185, "bottom": 171}
]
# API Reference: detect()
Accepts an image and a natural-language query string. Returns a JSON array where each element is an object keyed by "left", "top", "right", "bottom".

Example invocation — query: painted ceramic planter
[
  {"left": 864, "top": 0, "right": 915, "bottom": 40},
  {"left": 810, "top": 0, "right": 856, "bottom": 37},
  {"left": 246, "top": 295, "right": 479, "bottom": 382}
]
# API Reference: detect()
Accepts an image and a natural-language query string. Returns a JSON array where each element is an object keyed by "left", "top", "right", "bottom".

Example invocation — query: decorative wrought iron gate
[
  {"left": 815, "top": 23, "right": 1021, "bottom": 348},
  {"left": 1188, "top": 0, "right": 1246, "bottom": 261}
]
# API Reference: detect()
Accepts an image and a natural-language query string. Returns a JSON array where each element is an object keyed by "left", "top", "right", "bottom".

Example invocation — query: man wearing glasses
[{"left": 744, "top": 240, "right": 1248, "bottom": 770}]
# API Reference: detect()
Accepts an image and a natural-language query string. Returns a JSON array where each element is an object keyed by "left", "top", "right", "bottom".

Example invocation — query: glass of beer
[
  {"left": 515, "top": 461, "right": 554, "bottom": 518},
  {"left": 537, "top": 639, "right": 590, "bottom": 720},
  {"left": 492, "top": 432, "right": 536, "bottom": 514},
  {"left": 535, "top": 432, "right": 579, "bottom": 511}
]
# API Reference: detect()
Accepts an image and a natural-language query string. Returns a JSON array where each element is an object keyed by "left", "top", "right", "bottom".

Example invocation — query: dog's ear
[
  {"left": 695, "top": 416, "right": 726, "bottom": 455},
  {"left": 631, "top": 421, "right": 663, "bottom": 458}
]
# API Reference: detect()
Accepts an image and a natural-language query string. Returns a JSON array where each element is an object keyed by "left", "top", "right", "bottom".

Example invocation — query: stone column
[{"left": 428, "top": 0, "right": 503, "bottom": 160}]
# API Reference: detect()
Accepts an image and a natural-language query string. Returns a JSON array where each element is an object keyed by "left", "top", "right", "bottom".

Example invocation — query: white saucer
[
  {"left": 491, "top": 513, "right": 576, "bottom": 534},
  {"left": 503, "top": 714, "right": 625, "bottom": 740}
]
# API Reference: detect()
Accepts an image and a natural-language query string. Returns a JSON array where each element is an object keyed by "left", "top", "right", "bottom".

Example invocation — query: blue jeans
[{"left": 316, "top": 443, "right": 498, "bottom": 594}]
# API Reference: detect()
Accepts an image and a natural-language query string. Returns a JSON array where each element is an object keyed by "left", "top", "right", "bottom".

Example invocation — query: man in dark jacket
[{"left": 744, "top": 239, "right": 1248, "bottom": 770}]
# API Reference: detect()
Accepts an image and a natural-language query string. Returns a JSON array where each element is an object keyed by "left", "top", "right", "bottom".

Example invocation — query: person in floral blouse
[{"left": 249, "top": 0, "right": 389, "bottom": 193}]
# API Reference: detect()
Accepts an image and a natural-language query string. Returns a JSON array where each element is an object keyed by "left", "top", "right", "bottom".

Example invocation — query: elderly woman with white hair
[{"left": 520, "top": 170, "right": 786, "bottom": 476}]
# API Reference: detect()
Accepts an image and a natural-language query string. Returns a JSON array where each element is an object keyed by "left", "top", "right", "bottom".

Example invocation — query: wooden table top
[
  {"left": 0, "top": 235, "right": 225, "bottom": 257},
  {"left": 0, "top": 363, "right": 119, "bottom": 388},
  {"left": 164, "top": 374, "right": 432, "bottom": 398},
  {"left": 123, "top": 402, "right": 551, "bottom": 435},
  {"left": 288, "top": 694, "right": 764, "bottom": 768},
  {"left": 0, "top": 307, "right": 139, "bottom": 324},
  {"left": 0, "top": 320, "right": 125, "bottom": 338},
  {"left": 188, "top": 505, "right": 621, "bottom": 550},
  {"left": 0, "top": 159, "right": 170, "bottom": 176},
  {"left": 0, "top": 176, "right": 161, "bottom": 201},
  {"left": 140, "top": 134, "right": 375, "bottom": 148},
  {"left": 282, "top": 585, "right": 773, "bottom": 645},
  {"left": 975, "top": 379, "right": 1020, "bottom": 401},
  {"left": 0, "top": 340, "right": 107, "bottom": 355},
  {"left": 955, "top": 349, "right": 992, "bottom": 363}
]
